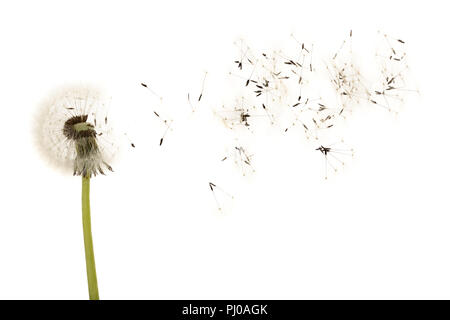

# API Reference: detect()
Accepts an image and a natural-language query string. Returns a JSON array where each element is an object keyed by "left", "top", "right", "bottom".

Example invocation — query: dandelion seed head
[{"left": 34, "top": 85, "right": 118, "bottom": 177}]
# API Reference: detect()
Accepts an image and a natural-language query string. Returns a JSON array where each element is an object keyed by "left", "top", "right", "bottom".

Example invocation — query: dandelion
[
  {"left": 208, "top": 182, "right": 234, "bottom": 212},
  {"left": 35, "top": 85, "right": 119, "bottom": 300}
]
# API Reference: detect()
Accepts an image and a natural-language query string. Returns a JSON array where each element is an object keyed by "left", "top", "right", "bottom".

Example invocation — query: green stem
[{"left": 82, "top": 175, "right": 99, "bottom": 300}]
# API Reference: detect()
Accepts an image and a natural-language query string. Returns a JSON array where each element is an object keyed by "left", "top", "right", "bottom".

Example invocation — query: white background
[{"left": 0, "top": 0, "right": 449, "bottom": 299}]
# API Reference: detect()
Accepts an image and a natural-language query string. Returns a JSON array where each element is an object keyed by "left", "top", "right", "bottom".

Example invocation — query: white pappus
[{"left": 34, "top": 85, "right": 119, "bottom": 177}]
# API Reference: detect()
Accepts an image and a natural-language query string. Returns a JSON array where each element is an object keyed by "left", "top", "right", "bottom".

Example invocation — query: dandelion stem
[{"left": 82, "top": 175, "right": 99, "bottom": 300}]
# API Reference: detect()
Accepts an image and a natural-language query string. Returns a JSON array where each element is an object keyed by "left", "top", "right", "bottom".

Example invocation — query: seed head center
[{"left": 63, "top": 115, "right": 97, "bottom": 140}]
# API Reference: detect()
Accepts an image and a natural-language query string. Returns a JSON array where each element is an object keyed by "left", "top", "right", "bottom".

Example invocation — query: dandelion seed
[
  {"left": 158, "top": 118, "right": 173, "bottom": 146},
  {"left": 208, "top": 182, "right": 234, "bottom": 212},
  {"left": 124, "top": 133, "right": 136, "bottom": 148},
  {"left": 140, "top": 81, "right": 163, "bottom": 101},
  {"left": 221, "top": 145, "right": 256, "bottom": 176},
  {"left": 198, "top": 71, "right": 208, "bottom": 102},
  {"left": 149, "top": 102, "right": 173, "bottom": 146},
  {"left": 315, "top": 141, "right": 354, "bottom": 179},
  {"left": 188, "top": 72, "right": 208, "bottom": 112}
]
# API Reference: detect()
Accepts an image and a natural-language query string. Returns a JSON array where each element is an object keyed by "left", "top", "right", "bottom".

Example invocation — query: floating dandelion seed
[
  {"left": 198, "top": 71, "right": 208, "bottom": 102},
  {"left": 209, "top": 182, "right": 234, "bottom": 212},
  {"left": 152, "top": 110, "right": 173, "bottom": 146},
  {"left": 141, "top": 83, "right": 173, "bottom": 146},
  {"left": 34, "top": 85, "right": 119, "bottom": 300},
  {"left": 187, "top": 71, "right": 208, "bottom": 113},
  {"left": 315, "top": 141, "right": 354, "bottom": 179},
  {"left": 141, "top": 82, "right": 163, "bottom": 101}
]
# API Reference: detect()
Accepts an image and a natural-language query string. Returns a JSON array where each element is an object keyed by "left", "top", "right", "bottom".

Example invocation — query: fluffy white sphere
[{"left": 35, "top": 85, "right": 118, "bottom": 177}]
